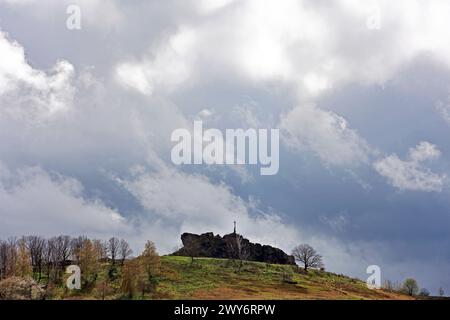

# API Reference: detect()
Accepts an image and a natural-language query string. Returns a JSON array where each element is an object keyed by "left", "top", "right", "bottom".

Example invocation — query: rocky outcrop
[{"left": 172, "top": 232, "right": 296, "bottom": 265}]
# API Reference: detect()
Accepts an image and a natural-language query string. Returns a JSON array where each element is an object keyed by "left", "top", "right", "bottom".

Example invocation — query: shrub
[
  {"left": 419, "top": 288, "right": 430, "bottom": 297},
  {"left": 281, "top": 270, "right": 297, "bottom": 284},
  {"left": 402, "top": 278, "right": 419, "bottom": 296},
  {"left": 0, "top": 277, "right": 44, "bottom": 300}
]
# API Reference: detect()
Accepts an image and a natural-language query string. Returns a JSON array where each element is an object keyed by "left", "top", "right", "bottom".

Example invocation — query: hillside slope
[{"left": 156, "top": 256, "right": 412, "bottom": 300}]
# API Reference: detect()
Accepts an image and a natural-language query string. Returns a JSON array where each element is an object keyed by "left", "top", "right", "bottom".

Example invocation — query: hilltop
[{"left": 172, "top": 232, "right": 295, "bottom": 265}]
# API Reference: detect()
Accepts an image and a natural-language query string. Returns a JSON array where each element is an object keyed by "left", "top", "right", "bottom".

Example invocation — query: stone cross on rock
[{"left": 233, "top": 221, "right": 236, "bottom": 234}]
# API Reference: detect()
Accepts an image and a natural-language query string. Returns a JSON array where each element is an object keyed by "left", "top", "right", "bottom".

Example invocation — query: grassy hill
[
  {"left": 155, "top": 256, "right": 412, "bottom": 300},
  {"left": 42, "top": 255, "right": 412, "bottom": 300}
]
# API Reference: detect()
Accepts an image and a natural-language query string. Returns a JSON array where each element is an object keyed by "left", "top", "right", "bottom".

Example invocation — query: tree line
[{"left": 0, "top": 235, "right": 160, "bottom": 299}]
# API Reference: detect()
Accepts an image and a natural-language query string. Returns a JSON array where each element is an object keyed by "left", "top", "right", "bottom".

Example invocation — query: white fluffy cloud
[
  {"left": 374, "top": 142, "right": 446, "bottom": 192},
  {"left": 0, "top": 162, "right": 188, "bottom": 253},
  {"left": 115, "top": 27, "right": 194, "bottom": 96},
  {"left": 0, "top": 0, "right": 33, "bottom": 4},
  {"left": 0, "top": 31, "right": 74, "bottom": 122},
  {"left": 281, "top": 104, "right": 373, "bottom": 166},
  {"left": 435, "top": 97, "right": 450, "bottom": 125},
  {"left": 408, "top": 141, "right": 441, "bottom": 163},
  {"left": 112, "top": 0, "right": 450, "bottom": 169},
  {"left": 196, "top": 0, "right": 236, "bottom": 14},
  {"left": 114, "top": 0, "right": 450, "bottom": 93},
  {"left": 0, "top": 163, "right": 132, "bottom": 238}
]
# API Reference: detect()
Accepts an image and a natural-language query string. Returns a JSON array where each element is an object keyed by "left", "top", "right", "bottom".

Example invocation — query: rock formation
[{"left": 172, "top": 232, "right": 296, "bottom": 265}]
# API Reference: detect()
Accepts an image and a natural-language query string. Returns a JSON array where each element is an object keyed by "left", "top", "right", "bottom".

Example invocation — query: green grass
[
  {"left": 31, "top": 256, "right": 412, "bottom": 300},
  {"left": 155, "top": 256, "right": 411, "bottom": 300}
]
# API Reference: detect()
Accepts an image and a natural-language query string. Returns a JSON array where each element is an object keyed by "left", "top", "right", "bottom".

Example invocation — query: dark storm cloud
[{"left": 1, "top": 0, "right": 450, "bottom": 294}]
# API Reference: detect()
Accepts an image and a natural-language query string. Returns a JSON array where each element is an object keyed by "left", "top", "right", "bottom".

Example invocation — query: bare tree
[
  {"left": 419, "top": 288, "right": 430, "bottom": 297},
  {"left": 43, "top": 238, "right": 55, "bottom": 283},
  {"left": 0, "top": 238, "right": 20, "bottom": 279},
  {"left": 93, "top": 239, "right": 108, "bottom": 261},
  {"left": 24, "top": 236, "right": 46, "bottom": 281},
  {"left": 16, "top": 239, "right": 32, "bottom": 278},
  {"left": 108, "top": 237, "right": 120, "bottom": 265},
  {"left": 439, "top": 287, "right": 445, "bottom": 297},
  {"left": 5, "top": 237, "right": 18, "bottom": 277},
  {"left": 47, "top": 235, "right": 71, "bottom": 283},
  {"left": 291, "top": 244, "right": 323, "bottom": 272},
  {"left": 54, "top": 235, "right": 72, "bottom": 265},
  {"left": 118, "top": 239, "right": 133, "bottom": 265},
  {"left": 0, "top": 240, "right": 7, "bottom": 280},
  {"left": 383, "top": 279, "right": 394, "bottom": 291},
  {"left": 402, "top": 278, "right": 419, "bottom": 296},
  {"left": 70, "top": 236, "right": 88, "bottom": 264}
]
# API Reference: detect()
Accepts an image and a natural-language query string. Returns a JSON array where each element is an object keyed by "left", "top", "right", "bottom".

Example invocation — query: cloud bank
[{"left": 1, "top": 0, "right": 450, "bottom": 294}]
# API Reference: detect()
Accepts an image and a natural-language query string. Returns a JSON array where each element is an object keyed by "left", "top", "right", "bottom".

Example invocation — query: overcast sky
[{"left": 1, "top": 0, "right": 450, "bottom": 294}]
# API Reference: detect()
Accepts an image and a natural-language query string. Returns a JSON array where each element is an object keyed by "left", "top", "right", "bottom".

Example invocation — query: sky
[{"left": 1, "top": 0, "right": 450, "bottom": 295}]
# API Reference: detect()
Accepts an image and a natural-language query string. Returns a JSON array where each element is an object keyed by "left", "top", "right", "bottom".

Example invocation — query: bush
[
  {"left": 402, "top": 278, "right": 419, "bottom": 296},
  {"left": 281, "top": 270, "right": 297, "bottom": 284},
  {"left": 292, "top": 265, "right": 306, "bottom": 275},
  {"left": 419, "top": 288, "right": 430, "bottom": 297},
  {"left": 0, "top": 277, "right": 44, "bottom": 300}
]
